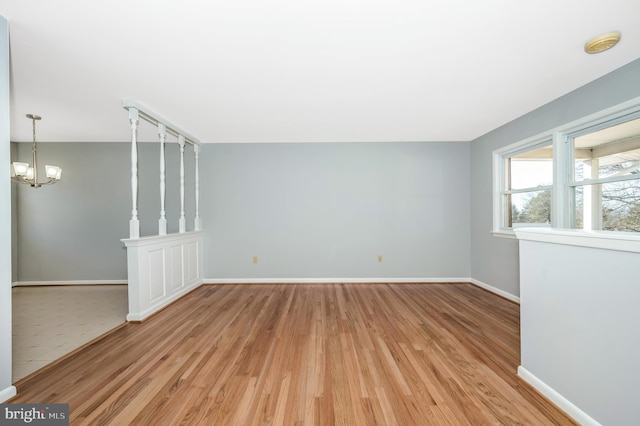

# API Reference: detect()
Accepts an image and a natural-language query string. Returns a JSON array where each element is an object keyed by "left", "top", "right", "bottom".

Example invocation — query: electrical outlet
[
  {"left": 378, "top": 255, "right": 383, "bottom": 263},
  {"left": 253, "top": 256, "right": 258, "bottom": 264}
]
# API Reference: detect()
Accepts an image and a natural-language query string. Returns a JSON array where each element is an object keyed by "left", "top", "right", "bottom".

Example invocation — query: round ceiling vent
[{"left": 584, "top": 32, "right": 622, "bottom": 54}]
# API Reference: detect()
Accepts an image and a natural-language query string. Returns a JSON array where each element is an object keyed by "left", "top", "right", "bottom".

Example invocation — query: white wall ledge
[
  {"left": 514, "top": 228, "right": 640, "bottom": 253},
  {"left": 121, "top": 230, "right": 203, "bottom": 247},
  {"left": 490, "top": 230, "right": 517, "bottom": 239}
]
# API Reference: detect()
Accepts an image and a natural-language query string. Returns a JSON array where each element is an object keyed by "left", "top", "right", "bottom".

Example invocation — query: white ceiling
[{"left": 2, "top": 0, "right": 640, "bottom": 144}]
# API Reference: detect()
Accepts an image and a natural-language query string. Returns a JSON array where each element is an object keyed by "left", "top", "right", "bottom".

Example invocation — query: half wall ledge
[{"left": 514, "top": 227, "right": 640, "bottom": 253}]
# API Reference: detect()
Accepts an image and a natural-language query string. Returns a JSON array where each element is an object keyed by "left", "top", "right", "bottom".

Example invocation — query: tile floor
[{"left": 12, "top": 285, "right": 128, "bottom": 383}]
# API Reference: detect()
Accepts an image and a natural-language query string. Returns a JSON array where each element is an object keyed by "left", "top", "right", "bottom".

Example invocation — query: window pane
[
  {"left": 575, "top": 155, "right": 640, "bottom": 181},
  {"left": 508, "top": 146, "right": 553, "bottom": 190},
  {"left": 574, "top": 186, "right": 584, "bottom": 229},
  {"left": 603, "top": 179, "right": 640, "bottom": 231},
  {"left": 574, "top": 117, "right": 640, "bottom": 182},
  {"left": 574, "top": 179, "right": 640, "bottom": 232},
  {"left": 506, "top": 189, "right": 551, "bottom": 228}
]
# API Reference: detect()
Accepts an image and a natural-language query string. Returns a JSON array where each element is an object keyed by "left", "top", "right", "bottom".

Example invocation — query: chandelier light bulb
[{"left": 12, "top": 162, "right": 29, "bottom": 176}]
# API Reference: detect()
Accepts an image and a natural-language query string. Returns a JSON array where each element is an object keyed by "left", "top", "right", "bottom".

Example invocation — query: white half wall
[
  {"left": 516, "top": 228, "right": 640, "bottom": 425},
  {"left": 122, "top": 231, "right": 203, "bottom": 322}
]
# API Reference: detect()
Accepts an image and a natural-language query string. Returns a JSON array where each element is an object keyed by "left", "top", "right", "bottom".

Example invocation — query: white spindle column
[
  {"left": 129, "top": 108, "right": 140, "bottom": 239},
  {"left": 178, "top": 135, "right": 186, "bottom": 233},
  {"left": 158, "top": 123, "right": 167, "bottom": 235},
  {"left": 591, "top": 158, "right": 603, "bottom": 231},
  {"left": 194, "top": 144, "right": 201, "bottom": 230}
]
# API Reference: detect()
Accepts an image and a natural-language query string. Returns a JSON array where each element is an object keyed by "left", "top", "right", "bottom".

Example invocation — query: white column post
[
  {"left": 158, "top": 123, "right": 167, "bottom": 235},
  {"left": 129, "top": 108, "right": 140, "bottom": 239},
  {"left": 178, "top": 135, "right": 186, "bottom": 233},
  {"left": 194, "top": 144, "right": 201, "bottom": 230},
  {"left": 583, "top": 161, "right": 593, "bottom": 230},
  {"left": 582, "top": 159, "right": 602, "bottom": 230},
  {"left": 591, "top": 158, "right": 603, "bottom": 230}
]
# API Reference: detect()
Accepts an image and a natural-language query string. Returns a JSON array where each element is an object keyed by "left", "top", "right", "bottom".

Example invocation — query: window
[
  {"left": 497, "top": 142, "right": 553, "bottom": 230},
  {"left": 493, "top": 96, "right": 640, "bottom": 236},
  {"left": 570, "top": 116, "right": 640, "bottom": 232}
]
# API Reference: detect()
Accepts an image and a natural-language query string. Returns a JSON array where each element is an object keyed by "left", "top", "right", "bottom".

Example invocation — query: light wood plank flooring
[{"left": 11, "top": 283, "right": 575, "bottom": 425}]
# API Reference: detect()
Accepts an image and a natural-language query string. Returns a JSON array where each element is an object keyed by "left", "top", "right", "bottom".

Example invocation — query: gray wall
[
  {"left": 13, "top": 58, "right": 640, "bottom": 289},
  {"left": 12, "top": 141, "right": 470, "bottom": 282},
  {"left": 11, "top": 141, "right": 197, "bottom": 282},
  {"left": 201, "top": 142, "right": 470, "bottom": 279},
  {"left": 10, "top": 142, "right": 17, "bottom": 283},
  {"left": 12, "top": 142, "right": 131, "bottom": 281},
  {"left": 470, "top": 58, "right": 640, "bottom": 296}
]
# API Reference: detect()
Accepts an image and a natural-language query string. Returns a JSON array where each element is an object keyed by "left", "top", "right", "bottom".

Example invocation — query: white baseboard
[
  {"left": 469, "top": 278, "right": 520, "bottom": 303},
  {"left": 204, "top": 277, "right": 472, "bottom": 284},
  {"left": 12, "top": 280, "right": 127, "bottom": 287},
  {"left": 11, "top": 278, "right": 519, "bottom": 305},
  {"left": 204, "top": 277, "right": 520, "bottom": 303},
  {"left": 0, "top": 385, "right": 16, "bottom": 403},
  {"left": 126, "top": 281, "right": 203, "bottom": 322},
  {"left": 518, "top": 366, "right": 601, "bottom": 426}
]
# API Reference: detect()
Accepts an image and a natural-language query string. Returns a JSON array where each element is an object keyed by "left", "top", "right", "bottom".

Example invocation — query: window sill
[
  {"left": 490, "top": 230, "right": 517, "bottom": 239},
  {"left": 513, "top": 228, "right": 640, "bottom": 253}
]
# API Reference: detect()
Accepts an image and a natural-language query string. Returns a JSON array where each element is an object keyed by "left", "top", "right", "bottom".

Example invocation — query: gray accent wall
[
  {"left": 470, "top": 58, "right": 640, "bottom": 296},
  {"left": 201, "top": 142, "right": 470, "bottom": 279},
  {"left": 12, "top": 140, "right": 470, "bottom": 282},
  {"left": 13, "top": 142, "right": 131, "bottom": 281},
  {"left": 10, "top": 142, "right": 17, "bottom": 283},
  {"left": 11, "top": 141, "right": 197, "bottom": 282}
]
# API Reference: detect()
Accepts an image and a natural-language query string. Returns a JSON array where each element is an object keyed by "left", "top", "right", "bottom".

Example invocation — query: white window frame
[
  {"left": 493, "top": 95, "right": 640, "bottom": 238},
  {"left": 493, "top": 137, "right": 554, "bottom": 238},
  {"left": 565, "top": 110, "right": 640, "bottom": 231}
]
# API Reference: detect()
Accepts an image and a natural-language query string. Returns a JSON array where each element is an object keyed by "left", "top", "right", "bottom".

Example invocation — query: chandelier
[{"left": 11, "top": 114, "right": 62, "bottom": 187}]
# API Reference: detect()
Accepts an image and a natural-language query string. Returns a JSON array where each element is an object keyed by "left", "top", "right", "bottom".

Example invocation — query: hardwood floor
[{"left": 11, "top": 283, "right": 575, "bottom": 425}]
